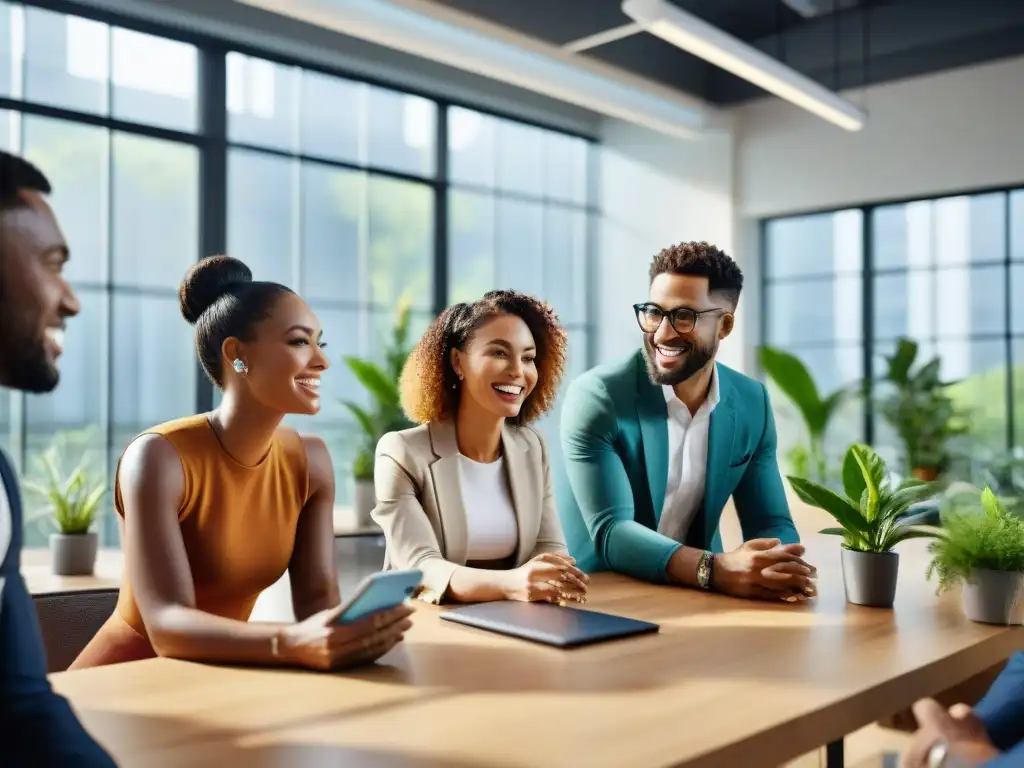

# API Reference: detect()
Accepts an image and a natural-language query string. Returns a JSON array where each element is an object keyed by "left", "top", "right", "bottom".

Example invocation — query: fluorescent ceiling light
[
  {"left": 235, "top": 0, "right": 710, "bottom": 139},
  {"left": 622, "top": 0, "right": 866, "bottom": 131}
]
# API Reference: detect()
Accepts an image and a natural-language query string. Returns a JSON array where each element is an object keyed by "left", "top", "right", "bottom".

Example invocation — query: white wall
[
  {"left": 736, "top": 55, "right": 1024, "bottom": 218},
  {"left": 595, "top": 119, "right": 742, "bottom": 370}
]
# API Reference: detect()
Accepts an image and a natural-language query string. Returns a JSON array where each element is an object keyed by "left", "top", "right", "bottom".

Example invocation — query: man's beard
[
  {"left": 642, "top": 334, "right": 715, "bottom": 386},
  {"left": 0, "top": 305, "right": 59, "bottom": 394}
]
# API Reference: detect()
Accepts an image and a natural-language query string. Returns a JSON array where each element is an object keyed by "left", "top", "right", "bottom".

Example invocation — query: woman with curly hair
[{"left": 371, "top": 290, "right": 589, "bottom": 605}]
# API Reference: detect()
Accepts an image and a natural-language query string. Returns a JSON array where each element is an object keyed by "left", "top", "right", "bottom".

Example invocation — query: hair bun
[{"left": 179, "top": 255, "right": 253, "bottom": 325}]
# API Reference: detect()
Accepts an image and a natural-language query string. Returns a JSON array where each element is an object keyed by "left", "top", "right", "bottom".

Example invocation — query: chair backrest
[{"left": 32, "top": 589, "right": 118, "bottom": 672}]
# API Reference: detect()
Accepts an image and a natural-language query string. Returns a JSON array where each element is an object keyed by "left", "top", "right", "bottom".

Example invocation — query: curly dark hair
[
  {"left": 400, "top": 290, "right": 568, "bottom": 426},
  {"left": 649, "top": 241, "right": 743, "bottom": 307}
]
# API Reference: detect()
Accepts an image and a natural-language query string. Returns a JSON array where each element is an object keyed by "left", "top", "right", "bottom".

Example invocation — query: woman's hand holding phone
[{"left": 276, "top": 603, "right": 415, "bottom": 671}]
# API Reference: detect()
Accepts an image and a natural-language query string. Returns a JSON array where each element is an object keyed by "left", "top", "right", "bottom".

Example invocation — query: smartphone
[{"left": 334, "top": 569, "right": 424, "bottom": 624}]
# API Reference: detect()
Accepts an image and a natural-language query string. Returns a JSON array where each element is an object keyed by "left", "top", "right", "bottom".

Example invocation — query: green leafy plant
[
  {"left": 926, "top": 487, "right": 1024, "bottom": 592},
  {"left": 875, "top": 338, "right": 967, "bottom": 479},
  {"left": 788, "top": 443, "right": 941, "bottom": 553},
  {"left": 340, "top": 299, "right": 415, "bottom": 481},
  {"left": 759, "top": 346, "right": 851, "bottom": 484},
  {"left": 23, "top": 443, "right": 106, "bottom": 535}
]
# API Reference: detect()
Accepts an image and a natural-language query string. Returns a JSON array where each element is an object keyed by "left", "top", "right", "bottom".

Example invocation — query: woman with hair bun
[
  {"left": 71, "top": 255, "right": 412, "bottom": 670},
  {"left": 372, "top": 289, "right": 589, "bottom": 605}
]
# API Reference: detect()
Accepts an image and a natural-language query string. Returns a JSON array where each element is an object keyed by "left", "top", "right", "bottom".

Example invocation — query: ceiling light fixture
[
  {"left": 622, "top": 0, "right": 866, "bottom": 131},
  {"left": 235, "top": 0, "right": 710, "bottom": 139}
]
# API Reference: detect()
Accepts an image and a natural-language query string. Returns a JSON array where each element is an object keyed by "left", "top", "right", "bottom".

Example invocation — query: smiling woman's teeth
[
  {"left": 494, "top": 384, "right": 522, "bottom": 395},
  {"left": 297, "top": 378, "right": 320, "bottom": 390}
]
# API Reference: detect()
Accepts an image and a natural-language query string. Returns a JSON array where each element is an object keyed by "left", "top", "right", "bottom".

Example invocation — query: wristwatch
[
  {"left": 929, "top": 745, "right": 958, "bottom": 768},
  {"left": 696, "top": 550, "right": 714, "bottom": 590}
]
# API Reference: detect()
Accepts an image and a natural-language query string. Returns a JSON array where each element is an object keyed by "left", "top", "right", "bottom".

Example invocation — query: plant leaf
[
  {"left": 880, "top": 524, "right": 942, "bottom": 551},
  {"left": 788, "top": 476, "right": 869, "bottom": 536},
  {"left": 849, "top": 444, "right": 886, "bottom": 521},
  {"left": 819, "top": 527, "right": 847, "bottom": 537},
  {"left": 980, "top": 486, "right": 1006, "bottom": 520},
  {"left": 886, "top": 338, "right": 918, "bottom": 385},
  {"left": 820, "top": 388, "right": 849, "bottom": 422},
  {"left": 887, "top": 480, "right": 939, "bottom": 515},
  {"left": 341, "top": 401, "right": 377, "bottom": 440},
  {"left": 343, "top": 358, "right": 400, "bottom": 409},
  {"left": 759, "top": 347, "right": 826, "bottom": 435},
  {"left": 841, "top": 447, "right": 869, "bottom": 510}
]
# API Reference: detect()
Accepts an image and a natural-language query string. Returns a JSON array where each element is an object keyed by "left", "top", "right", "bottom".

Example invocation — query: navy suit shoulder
[
  {"left": 976, "top": 652, "right": 1024, "bottom": 754},
  {"left": 0, "top": 449, "right": 117, "bottom": 767}
]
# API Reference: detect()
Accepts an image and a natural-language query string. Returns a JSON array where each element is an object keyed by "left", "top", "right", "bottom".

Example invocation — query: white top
[
  {"left": 656, "top": 366, "right": 721, "bottom": 543},
  {"left": 457, "top": 454, "right": 519, "bottom": 561}
]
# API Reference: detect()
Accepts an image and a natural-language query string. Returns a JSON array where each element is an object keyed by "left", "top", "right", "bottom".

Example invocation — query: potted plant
[
  {"left": 759, "top": 346, "right": 851, "bottom": 486},
  {"left": 788, "top": 443, "right": 941, "bottom": 608},
  {"left": 24, "top": 444, "right": 106, "bottom": 576},
  {"left": 340, "top": 299, "right": 415, "bottom": 525},
  {"left": 875, "top": 338, "right": 967, "bottom": 481},
  {"left": 926, "top": 487, "right": 1024, "bottom": 625}
]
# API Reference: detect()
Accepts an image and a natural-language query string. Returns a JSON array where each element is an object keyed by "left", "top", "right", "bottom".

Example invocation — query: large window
[
  {"left": 762, "top": 188, "right": 1022, "bottom": 472},
  {"left": 447, "top": 107, "right": 593, "bottom": 455},
  {"left": 222, "top": 52, "right": 438, "bottom": 507},
  {"left": 762, "top": 210, "right": 865, "bottom": 466},
  {"left": 1, "top": 0, "right": 594, "bottom": 545},
  {"left": 1, "top": 1, "right": 201, "bottom": 546}
]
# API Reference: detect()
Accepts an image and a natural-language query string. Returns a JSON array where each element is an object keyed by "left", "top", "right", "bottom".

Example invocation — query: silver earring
[{"left": 233, "top": 359, "right": 248, "bottom": 375}]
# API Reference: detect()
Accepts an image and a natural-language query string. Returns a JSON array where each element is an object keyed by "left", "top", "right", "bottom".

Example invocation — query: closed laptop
[{"left": 439, "top": 601, "right": 659, "bottom": 648}]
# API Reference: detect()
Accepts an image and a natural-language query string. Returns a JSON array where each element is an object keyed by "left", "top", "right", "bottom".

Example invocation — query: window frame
[
  {"left": 759, "top": 185, "right": 1019, "bottom": 453},
  {"left": 1, "top": 0, "right": 598, "bottom": 544}
]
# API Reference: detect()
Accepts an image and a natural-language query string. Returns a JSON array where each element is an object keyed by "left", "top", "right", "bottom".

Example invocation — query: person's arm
[
  {"left": 372, "top": 432, "right": 513, "bottom": 604},
  {"left": 120, "top": 434, "right": 292, "bottom": 664},
  {"left": 526, "top": 428, "right": 570, "bottom": 559},
  {"left": 288, "top": 435, "right": 341, "bottom": 621},
  {"left": 0, "top": 569, "right": 117, "bottom": 766},
  {"left": 731, "top": 384, "right": 800, "bottom": 544},
  {"left": 561, "top": 376, "right": 696, "bottom": 584},
  {"left": 975, "top": 653, "right": 1024, "bottom": 753},
  {"left": 982, "top": 742, "right": 1024, "bottom": 768}
]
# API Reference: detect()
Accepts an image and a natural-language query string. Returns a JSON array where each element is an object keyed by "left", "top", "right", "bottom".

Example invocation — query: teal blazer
[{"left": 556, "top": 350, "right": 798, "bottom": 583}]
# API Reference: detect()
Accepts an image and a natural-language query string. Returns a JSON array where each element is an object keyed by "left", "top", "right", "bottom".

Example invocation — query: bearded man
[{"left": 557, "top": 241, "right": 816, "bottom": 602}]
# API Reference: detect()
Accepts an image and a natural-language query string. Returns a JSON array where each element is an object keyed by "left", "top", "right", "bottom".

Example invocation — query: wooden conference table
[{"left": 50, "top": 531, "right": 1023, "bottom": 768}]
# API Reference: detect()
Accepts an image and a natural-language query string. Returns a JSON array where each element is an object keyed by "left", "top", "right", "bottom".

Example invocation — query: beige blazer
[{"left": 371, "top": 419, "right": 568, "bottom": 604}]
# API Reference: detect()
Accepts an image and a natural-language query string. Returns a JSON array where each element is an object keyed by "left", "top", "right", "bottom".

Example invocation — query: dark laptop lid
[{"left": 439, "top": 601, "right": 659, "bottom": 648}]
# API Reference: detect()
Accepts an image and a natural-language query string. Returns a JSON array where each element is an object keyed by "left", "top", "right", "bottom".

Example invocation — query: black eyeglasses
[{"left": 633, "top": 303, "right": 727, "bottom": 334}]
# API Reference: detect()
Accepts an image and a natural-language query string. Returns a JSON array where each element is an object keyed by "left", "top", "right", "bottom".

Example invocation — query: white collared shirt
[{"left": 656, "top": 366, "right": 720, "bottom": 543}]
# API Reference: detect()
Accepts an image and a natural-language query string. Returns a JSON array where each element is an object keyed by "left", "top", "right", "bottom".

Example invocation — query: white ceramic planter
[
  {"left": 962, "top": 568, "right": 1024, "bottom": 625},
  {"left": 50, "top": 532, "right": 98, "bottom": 576},
  {"left": 353, "top": 479, "right": 376, "bottom": 527}
]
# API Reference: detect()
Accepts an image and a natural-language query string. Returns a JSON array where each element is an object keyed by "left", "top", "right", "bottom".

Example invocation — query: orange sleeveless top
[{"left": 71, "top": 414, "right": 309, "bottom": 668}]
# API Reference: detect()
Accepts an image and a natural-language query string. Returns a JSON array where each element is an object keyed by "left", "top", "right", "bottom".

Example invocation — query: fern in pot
[
  {"left": 25, "top": 445, "right": 106, "bottom": 576},
  {"left": 788, "top": 443, "right": 941, "bottom": 608},
  {"left": 927, "top": 488, "right": 1024, "bottom": 625}
]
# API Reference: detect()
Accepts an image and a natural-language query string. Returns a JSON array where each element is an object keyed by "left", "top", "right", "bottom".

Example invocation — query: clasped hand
[
  {"left": 505, "top": 552, "right": 591, "bottom": 605},
  {"left": 713, "top": 538, "right": 818, "bottom": 602}
]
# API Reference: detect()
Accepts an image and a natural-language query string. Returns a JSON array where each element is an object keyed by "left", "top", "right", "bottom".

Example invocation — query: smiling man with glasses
[{"left": 556, "top": 241, "right": 816, "bottom": 602}]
